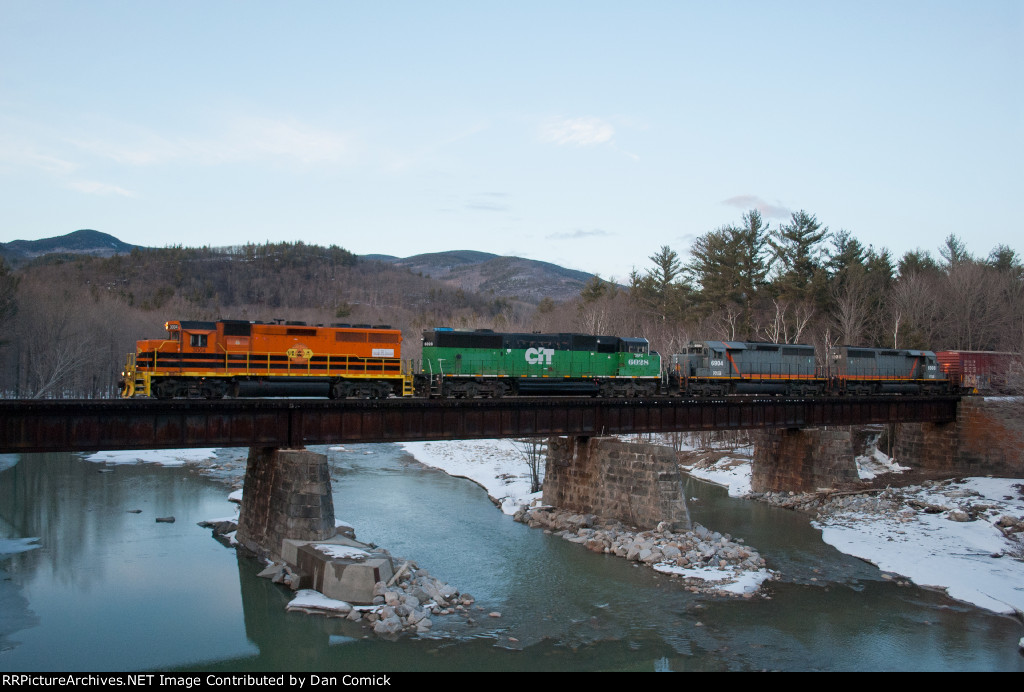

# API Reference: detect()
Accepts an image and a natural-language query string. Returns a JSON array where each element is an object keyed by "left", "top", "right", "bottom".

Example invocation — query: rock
[
  {"left": 947, "top": 510, "right": 972, "bottom": 522},
  {"left": 488, "top": 611, "right": 502, "bottom": 618},
  {"left": 373, "top": 615, "right": 403, "bottom": 635},
  {"left": 155, "top": 516, "right": 175, "bottom": 523}
]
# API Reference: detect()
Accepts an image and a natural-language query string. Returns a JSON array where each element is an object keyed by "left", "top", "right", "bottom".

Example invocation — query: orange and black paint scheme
[{"left": 120, "top": 319, "right": 412, "bottom": 399}]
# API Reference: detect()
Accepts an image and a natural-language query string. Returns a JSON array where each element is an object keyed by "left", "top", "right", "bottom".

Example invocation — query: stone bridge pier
[
  {"left": 233, "top": 446, "right": 396, "bottom": 605},
  {"left": 234, "top": 447, "right": 337, "bottom": 561},
  {"left": 750, "top": 397, "right": 1024, "bottom": 493},
  {"left": 750, "top": 427, "right": 861, "bottom": 493},
  {"left": 891, "top": 397, "right": 1024, "bottom": 475},
  {"left": 543, "top": 436, "right": 691, "bottom": 530}
]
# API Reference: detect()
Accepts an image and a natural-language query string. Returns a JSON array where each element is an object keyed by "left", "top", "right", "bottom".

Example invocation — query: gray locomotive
[{"left": 667, "top": 340, "right": 948, "bottom": 396}]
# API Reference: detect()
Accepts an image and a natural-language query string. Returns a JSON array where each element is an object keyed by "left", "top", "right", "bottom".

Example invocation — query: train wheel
[{"left": 152, "top": 380, "right": 174, "bottom": 399}]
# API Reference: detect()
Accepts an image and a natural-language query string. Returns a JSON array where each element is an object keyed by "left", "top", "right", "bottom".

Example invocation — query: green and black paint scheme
[{"left": 416, "top": 328, "right": 661, "bottom": 397}]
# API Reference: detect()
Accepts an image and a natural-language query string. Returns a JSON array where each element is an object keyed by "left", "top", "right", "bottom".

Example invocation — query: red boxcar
[{"left": 935, "top": 351, "right": 1020, "bottom": 393}]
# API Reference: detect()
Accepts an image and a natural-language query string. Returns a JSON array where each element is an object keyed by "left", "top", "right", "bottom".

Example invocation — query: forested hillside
[
  {"left": 0, "top": 208, "right": 1020, "bottom": 398},
  {"left": 0, "top": 241, "right": 531, "bottom": 398}
]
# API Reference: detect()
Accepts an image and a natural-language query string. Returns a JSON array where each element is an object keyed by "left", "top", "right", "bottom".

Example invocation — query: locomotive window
[
  {"left": 169, "top": 331, "right": 180, "bottom": 341},
  {"left": 189, "top": 333, "right": 208, "bottom": 348}
]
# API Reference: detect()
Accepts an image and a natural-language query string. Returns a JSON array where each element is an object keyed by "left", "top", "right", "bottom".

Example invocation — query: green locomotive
[{"left": 416, "top": 328, "right": 661, "bottom": 398}]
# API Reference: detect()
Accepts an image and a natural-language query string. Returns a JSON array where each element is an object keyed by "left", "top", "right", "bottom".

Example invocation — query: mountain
[
  {"left": 1, "top": 229, "right": 139, "bottom": 266},
  {"left": 369, "top": 250, "right": 596, "bottom": 303},
  {"left": 1, "top": 231, "right": 597, "bottom": 304}
]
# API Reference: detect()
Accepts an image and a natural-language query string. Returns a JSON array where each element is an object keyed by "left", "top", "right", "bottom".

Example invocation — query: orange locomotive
[{"left": 120, "top": 319, "right": 412, "bottom": 399}]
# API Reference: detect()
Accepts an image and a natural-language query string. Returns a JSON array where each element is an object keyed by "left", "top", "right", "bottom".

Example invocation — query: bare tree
[
  {"left": 830, "top": 268, "right": 871, "bottom": 345},
  {"left": 887, "top": 272, "right": 942, "bottom": 349},
  {"left": 16, "top": 286, "right": 100, "bottom": 398},
  {"left": 941, "top": 262, "right": 1004, "bottom": 350},
  {"left": 756, "top": 298, "right": 815, "bottom": 344},
  {"left": 512, "top": 438, "right": 546, "bottom": 494}
]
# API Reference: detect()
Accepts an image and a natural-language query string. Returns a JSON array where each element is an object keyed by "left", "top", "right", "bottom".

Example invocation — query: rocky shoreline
[
  {"left": 513, "top": 505, "right": 773, "bottom": 596},
  {"left": 750, "top": 479, "right": 1024, "bottom": 549}
]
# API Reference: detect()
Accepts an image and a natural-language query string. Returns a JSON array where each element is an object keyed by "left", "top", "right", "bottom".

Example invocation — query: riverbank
[{"left": 676, "top": 438, "right": 1024, "bottom": 618}]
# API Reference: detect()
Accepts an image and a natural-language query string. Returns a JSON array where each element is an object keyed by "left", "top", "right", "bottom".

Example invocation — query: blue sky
[{"left": 1, "top": 1, "right": 1020, "bottom": 281}]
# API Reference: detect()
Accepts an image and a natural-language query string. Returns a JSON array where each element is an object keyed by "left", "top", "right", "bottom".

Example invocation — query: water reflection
[{"left": 0, "top": 446, "right": 1021, "bottom": 672}]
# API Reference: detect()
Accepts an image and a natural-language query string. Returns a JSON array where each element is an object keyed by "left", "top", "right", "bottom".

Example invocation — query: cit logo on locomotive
[{"left": 525, "top": 347, "right": 555, "bottom": 365}]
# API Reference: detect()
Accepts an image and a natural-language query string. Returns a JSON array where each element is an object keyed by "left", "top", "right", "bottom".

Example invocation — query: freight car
[
  {"left": 120, "top": 319, "right": 411, "bottom": 399},
  {"left": 935, "top": 350, "right": 1020, "bottom": 393},
  {"left": 415, "top": 328, "right": 661, "bottom": 398},
  {"left": 666, "top": 341, "right": 949, "bottom": 396}
]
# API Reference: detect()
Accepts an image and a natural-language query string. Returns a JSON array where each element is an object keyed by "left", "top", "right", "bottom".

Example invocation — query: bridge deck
[{"left": 0, "top": 396, "right": 960, "bottom": 453}]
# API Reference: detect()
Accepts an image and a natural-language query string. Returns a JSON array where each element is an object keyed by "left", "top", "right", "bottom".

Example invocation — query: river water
[{"left": 1, "top": 445, "right": 1022, "bottom": 672}]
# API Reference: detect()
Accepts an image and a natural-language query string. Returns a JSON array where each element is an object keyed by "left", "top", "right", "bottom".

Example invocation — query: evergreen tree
[
  {"left": 768, "top": 210, "right": 829, "bottom": 302},
  {"left": 897, "top": 249, "right": 940, "bottom": 278},
  {"left": 939, "top": 234, "right": 972, "bottom": 269}
]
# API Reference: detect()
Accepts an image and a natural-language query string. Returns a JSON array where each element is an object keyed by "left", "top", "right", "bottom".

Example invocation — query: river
[{"left": 1, "top": 445, "right": 1022, "bottom": 672}]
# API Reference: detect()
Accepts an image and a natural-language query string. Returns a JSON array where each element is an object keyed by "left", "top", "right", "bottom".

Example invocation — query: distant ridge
[
  {"left": 1, "top": 231, "right": 598, "bottom": 303},
  {"left": 1, "top": 229, "right": 139, "bottom": 265},
  {"left": 366, "top": 250, "right": 596, "bottom": 303}
]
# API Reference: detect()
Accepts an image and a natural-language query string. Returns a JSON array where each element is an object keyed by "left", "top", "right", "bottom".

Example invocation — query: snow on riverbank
[
  {"left": 84, "top": 448, "right": 219, "bottom": 466},
  {"left": 399, "top": 440, "right": 542, "bottom": 515},
  {"left": 814, "top": 477, "right": 1024, "bottom": 616}
]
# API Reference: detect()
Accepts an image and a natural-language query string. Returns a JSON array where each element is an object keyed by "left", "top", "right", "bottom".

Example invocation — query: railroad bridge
[{"left": 2, "top": 395, "right": 1020, "bottom": 562}]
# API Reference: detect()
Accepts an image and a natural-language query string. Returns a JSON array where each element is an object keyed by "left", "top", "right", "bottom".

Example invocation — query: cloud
[
  {"left": 0, "top": 135, "right": 79, "bottom": 175},
  {"left": 547, "top": 228, "right": 613, "bottom": 240},
  {"left": 721, "top": 195, "right": 792, "bottom": 219},
  {"left": 540, "top": 117, "right": 615, "bottom": 147},
  {"left": 72, "top": 116, "right": 351, "bottom": 167},
  {"left": 68, "top": 180, "right": 137, "bottom": 197},
  {"left": 465, "top": 192, "right": 509, "bottom": 212}
]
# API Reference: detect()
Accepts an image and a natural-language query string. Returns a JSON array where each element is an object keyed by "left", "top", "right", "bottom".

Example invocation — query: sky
[{"left": 1, "top": 1, "right": 1021, "bottom": 282}]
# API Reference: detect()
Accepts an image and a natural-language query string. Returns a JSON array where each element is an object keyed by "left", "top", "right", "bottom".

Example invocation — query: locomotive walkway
[{"left": 0, "top": 395, "right": 959, "bottom": 454}]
